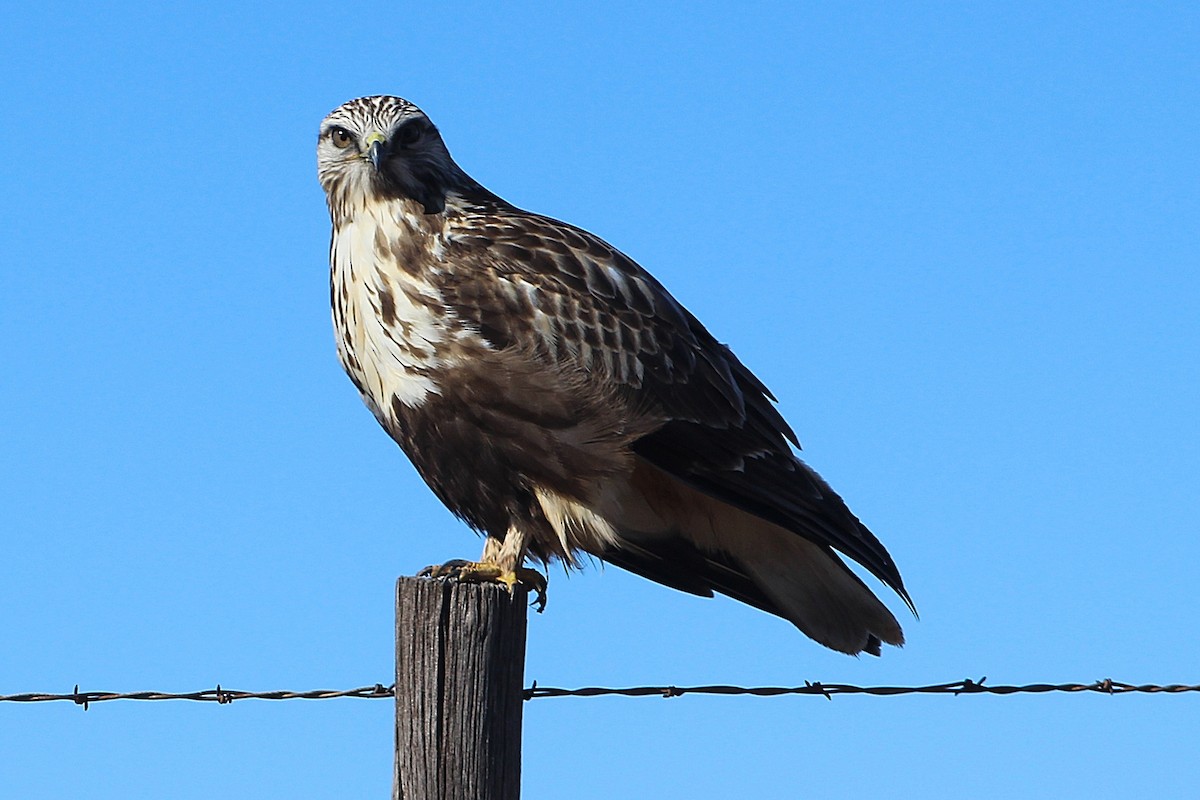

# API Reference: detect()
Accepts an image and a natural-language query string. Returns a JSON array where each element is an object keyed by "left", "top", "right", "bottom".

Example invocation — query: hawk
[{"left": 317, "top": 95, "right": 913, "bottom": 655}]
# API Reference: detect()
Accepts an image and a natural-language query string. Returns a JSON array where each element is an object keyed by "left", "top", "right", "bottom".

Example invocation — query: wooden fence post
[{"left": 393, "top": 577, "right": 528, "bottom": 800}]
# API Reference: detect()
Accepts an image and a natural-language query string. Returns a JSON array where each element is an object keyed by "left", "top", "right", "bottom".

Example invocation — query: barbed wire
[
  {"left": 523, "top": 678, "right": 1200, "bottom": 700},
  {"left": 0, "top": 684, "right": 394, "bottom": 710},
  {"left": 1, "top": 678, "right": 1197, "bottom": 709}
]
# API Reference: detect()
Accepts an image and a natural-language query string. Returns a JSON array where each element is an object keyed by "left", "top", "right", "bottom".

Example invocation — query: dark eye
[
  {"left": 394, "top": 121, "right": 424, "bottom": 149},
  {"left": 329, "top": 126, "right": 354, "bottom": 149}
]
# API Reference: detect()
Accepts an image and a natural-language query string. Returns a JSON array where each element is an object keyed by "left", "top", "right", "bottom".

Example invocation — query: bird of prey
[{"left": 317, "top": 95, "right": 913, "bottom": 655}]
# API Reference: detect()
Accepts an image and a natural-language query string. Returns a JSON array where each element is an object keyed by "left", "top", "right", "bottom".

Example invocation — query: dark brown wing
[{"left": 440, "top": 196, "right": 912, "bottom": 610}]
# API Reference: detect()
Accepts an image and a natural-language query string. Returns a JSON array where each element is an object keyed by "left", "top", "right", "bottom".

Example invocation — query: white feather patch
[
  {"left": 331, "top": 201, "right": 447, "bottom": 410},
  {"left": 534, "top": 487, "right": 622, "bottom": 558}
]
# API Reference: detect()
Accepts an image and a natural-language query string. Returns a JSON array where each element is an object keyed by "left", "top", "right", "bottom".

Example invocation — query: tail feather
[
  {"left": 738, "top": 531, "right": 903, "bottom": 655},
  {"left": 598, "top": 462, "right": 905, "bottom": 656}
]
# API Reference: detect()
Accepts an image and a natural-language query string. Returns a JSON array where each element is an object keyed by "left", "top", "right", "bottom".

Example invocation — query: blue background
[{"left": 3, "top": 3, "right": 1198, "bottom": 797}]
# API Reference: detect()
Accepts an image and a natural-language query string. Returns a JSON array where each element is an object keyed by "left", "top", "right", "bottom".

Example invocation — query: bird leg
[{"left": 419, "top": 526, "right": 547, "bottom": 612}]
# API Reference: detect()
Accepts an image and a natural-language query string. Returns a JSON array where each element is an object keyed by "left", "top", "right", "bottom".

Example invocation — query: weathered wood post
[{"left": 393, "top": 577, "right": 528, "bottom": 800}]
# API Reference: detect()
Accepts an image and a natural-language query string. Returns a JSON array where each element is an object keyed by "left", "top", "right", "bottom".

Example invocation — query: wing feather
[{"left": 439, "top": 198, "right": 912, "bottom": 609}]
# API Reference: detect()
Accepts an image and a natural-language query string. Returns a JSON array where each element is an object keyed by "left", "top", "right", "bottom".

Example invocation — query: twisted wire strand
[{"left": 2, "top": 678, "right": 1197, "bottom": 709}]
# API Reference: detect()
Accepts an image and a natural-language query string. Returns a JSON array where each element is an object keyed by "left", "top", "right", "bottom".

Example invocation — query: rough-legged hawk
[{"left": 317, "top": 95, "right": 914, "bottom": 655}]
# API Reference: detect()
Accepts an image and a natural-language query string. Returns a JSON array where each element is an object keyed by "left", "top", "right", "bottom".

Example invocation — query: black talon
[{"left": 418, "top": 559, "right": 473, "bottom": 579}]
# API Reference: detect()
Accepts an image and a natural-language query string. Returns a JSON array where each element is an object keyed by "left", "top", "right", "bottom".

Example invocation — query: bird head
[{"left": 317, "top": 95, "right": 468, "bottom": 218}]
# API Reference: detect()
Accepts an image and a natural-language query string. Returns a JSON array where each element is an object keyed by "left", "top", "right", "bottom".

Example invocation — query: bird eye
[
  {"left": 329, "top": 127, "right": 354, "bottom": 149},
  {"left": 395, "top": 121, "right": 424, "bottom": 149}
]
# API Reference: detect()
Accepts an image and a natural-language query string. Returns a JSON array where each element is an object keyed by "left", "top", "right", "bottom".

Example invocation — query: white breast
[{"left": 330, "top": 201, "right": 447, "bottom": 415}]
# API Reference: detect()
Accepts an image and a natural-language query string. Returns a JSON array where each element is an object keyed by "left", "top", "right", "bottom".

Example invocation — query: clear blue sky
[{"left": 3, "top": 2, "right": 1198, "bottom": 798}]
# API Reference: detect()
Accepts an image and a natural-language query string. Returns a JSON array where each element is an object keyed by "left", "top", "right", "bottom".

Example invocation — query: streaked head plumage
[{"left": 317, "top": 95, "right": 468, "bottom": 218}]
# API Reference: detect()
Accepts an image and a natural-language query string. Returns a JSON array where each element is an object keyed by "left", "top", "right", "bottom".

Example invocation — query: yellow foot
[{"left": 418, "top": 560, "right": 548, "bottom": 613}]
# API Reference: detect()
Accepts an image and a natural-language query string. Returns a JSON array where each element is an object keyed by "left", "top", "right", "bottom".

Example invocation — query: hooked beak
[{"left": 363, "top": 132, "right": 387, "bottom": 170}]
